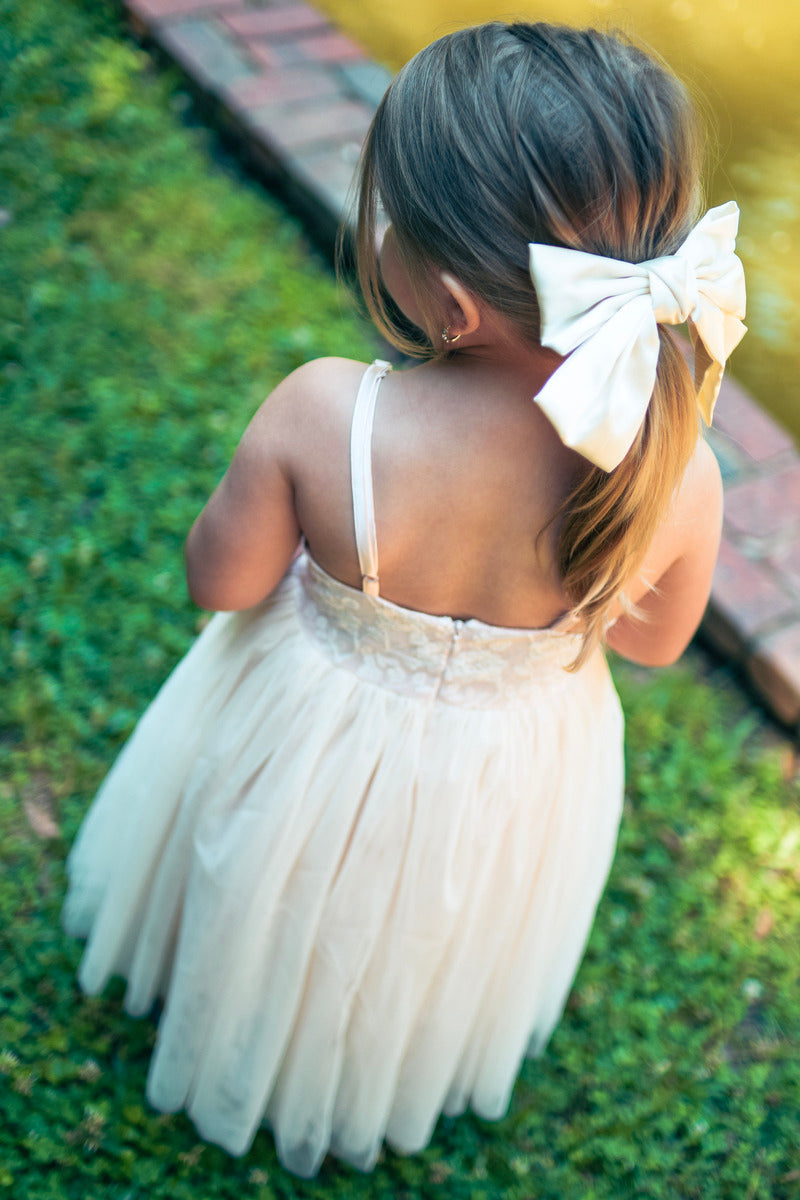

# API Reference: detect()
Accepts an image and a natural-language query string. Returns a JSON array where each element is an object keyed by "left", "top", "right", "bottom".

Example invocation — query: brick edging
[{"left": 124, "top": 0, "right": 800, "bottom": 733}]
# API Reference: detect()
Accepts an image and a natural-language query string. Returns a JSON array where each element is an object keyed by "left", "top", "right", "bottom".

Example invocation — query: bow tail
[
  {"left": 688, "top": 312, "right": 746, "bottom": 426},
  {"left": 689, "top": 328, "right": 720, "bottom": 426}
]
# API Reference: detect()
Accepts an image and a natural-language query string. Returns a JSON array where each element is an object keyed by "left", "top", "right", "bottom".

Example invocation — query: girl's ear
[{"left": 439, "top": 271, "right": 482, "bottom": 337}]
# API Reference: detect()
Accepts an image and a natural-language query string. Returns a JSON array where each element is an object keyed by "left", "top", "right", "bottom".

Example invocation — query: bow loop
[{"left": 527, "top": 201, "right": 747, "bottom": 471}]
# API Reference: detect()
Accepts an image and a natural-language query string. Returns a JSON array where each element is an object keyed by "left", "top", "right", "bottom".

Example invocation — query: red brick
[
  {"left": 158, "top": 18, "right": 255, "bottom": 92},
  {"left": 245, "top": 36, "right": 314, "bottom": 70},
  {"left": 748, "top": 623, "right": 800, "bottom": 726},
  {"left": 340, "top": 59, "right": 393, "bottom": 107},
  {"left": 288, "top": 144, "right": 361, "bottom": 218},
  {"left": 127, "top": 0, "right": 242, "bottom": 21},
  {"left": 724, "top": 463, "right": 800, "bottom": 540},
  {"left": 222, "top": 3, "right": 328, "bottom": 38},
  {"left": 248, "top": 98, "right": 373, "bottom": 152},
  {"left": 247, "top": 40, "right": 285, "bottom": 70},
  {"left": 713, "top": 373, "right": 796, "bottom": 462},
  {"left": 247, "top": 30, "right": 366, "bottom": 67},
  {"left": 226, "top": 67, "right": 341, "bottom": 109},
  {"left": 767, "top": 540, "right": 800, "bottom": 598},
  {"left": 298, "top": 32, "right": 366, "bottom": 64},
  {"left": 706, "top": 538, "right": 796, "bottom": 648}
]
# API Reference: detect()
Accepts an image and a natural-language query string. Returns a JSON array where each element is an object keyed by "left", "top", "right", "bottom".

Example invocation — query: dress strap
[{"left": 350, "top": 359, "right": 392, "bottom": 597}]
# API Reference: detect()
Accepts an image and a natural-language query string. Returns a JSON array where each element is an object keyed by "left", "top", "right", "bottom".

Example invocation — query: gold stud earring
[{"left": 441, "top": 326, "right": 462, "bottom": 345}]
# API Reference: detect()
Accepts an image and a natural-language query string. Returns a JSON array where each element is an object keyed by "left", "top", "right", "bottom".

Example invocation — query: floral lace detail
[{"left": 293, "top": 554, "right": 585, "bottom": 710}]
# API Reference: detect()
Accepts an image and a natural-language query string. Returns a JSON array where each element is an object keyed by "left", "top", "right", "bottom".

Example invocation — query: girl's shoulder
[
  {"left": 606, "top": 438, "right": 723, "bottom": 665},
  {"left": 267, "top": 356, "right": 372, "bottom": 414},
  {"left": 627, "top": 436, "right": 723, "bottom": 604},
  {"left": 663, "top": 437, "right": 723, "bottom": 556},
  {"left": 185, "top": 358, "right": 373, "bottom": 611},
  {"left": 243, "top": 356, "right": 372, "bottom": 461}
]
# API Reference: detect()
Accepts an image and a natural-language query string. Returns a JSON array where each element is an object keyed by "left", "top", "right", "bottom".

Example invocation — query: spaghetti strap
[{"left": 350, "top": 359, "right": 392, "bottom": 597}]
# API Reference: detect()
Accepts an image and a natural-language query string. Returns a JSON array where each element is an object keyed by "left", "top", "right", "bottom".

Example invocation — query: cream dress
[{"left": 63, "top": 360, "right": 625, "bottom": 1178}]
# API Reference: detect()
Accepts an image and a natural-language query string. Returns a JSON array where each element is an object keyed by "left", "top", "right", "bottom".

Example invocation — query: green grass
[{"left": 2, "top": 2, "right": 799, "bottom": 1197}]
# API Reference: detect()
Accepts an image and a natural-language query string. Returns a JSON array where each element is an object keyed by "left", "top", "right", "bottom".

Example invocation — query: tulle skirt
[{"left": 63, "top": 558, "right": 624, "bottom": 1176}]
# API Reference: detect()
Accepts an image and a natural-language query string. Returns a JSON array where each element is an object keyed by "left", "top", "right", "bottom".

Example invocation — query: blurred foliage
[{"left": 1, "top": 1, "right": 799, "bottom": 1198}]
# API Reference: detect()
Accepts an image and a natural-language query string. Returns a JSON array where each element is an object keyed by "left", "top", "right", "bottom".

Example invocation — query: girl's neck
[{"left": 421, "top": 312, "right": 564, "bottom": 397}]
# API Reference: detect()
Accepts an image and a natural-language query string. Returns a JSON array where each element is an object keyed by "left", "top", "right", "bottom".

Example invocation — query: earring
[{"left": 441, "top": 326, "right": 462, "bottom": 345}]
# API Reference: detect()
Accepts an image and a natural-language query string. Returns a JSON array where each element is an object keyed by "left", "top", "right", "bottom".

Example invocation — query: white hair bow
[{"left": 528, "top": 200, "right": 747, "bottom": 471}]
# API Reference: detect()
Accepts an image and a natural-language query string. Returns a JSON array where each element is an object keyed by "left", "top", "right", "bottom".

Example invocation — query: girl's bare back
[
  {"left": 186, "top": 348, "right": 722, "bottom": 665},
  {"left": 291, "top": 357, "right": 580, "bottom": 628}
]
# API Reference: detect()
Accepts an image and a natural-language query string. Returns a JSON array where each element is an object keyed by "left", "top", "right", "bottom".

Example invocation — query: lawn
[{"left": 1, "top": 2, "right": 799, "bottom": 1197}]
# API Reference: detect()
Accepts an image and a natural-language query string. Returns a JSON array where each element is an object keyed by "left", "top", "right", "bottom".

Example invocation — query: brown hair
[{"left": 355, "top": 22, "right": 704, "bottom": 662}]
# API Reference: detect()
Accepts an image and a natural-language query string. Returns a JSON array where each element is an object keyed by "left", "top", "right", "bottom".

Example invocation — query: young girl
[{"left": 62, "top": 21, "right": 745, "bottom": 1179}]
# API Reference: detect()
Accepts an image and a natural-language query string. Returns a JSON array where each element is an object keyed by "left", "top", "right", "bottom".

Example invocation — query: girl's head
[
  {"left": 356, "top": 23, "right": 708, "bottom": 663},
  {"left": 356, "top": 22, "right": 703, "bottom": 353}
]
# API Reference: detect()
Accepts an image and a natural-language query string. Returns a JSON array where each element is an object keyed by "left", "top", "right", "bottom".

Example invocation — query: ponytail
[{"left": 556, "top": 331, "right": 700, "bottom": 668}]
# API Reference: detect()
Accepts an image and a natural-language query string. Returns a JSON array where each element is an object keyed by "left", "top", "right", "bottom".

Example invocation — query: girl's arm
[
  {"left": 604, "top": 439, "right": 723, "bottom": 667},
  {"left": 185, "top": 372, "right": 305, "bottom": 612}
]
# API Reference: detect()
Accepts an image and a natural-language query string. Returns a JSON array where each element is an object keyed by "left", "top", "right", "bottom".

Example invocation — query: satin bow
[{"left": 527, "top": 201, "right": 747, "bottom": 471}]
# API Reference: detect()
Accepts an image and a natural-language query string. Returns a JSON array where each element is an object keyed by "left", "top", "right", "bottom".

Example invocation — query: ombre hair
[{"left": 355, "top": 23, "right": 704, "bottom": 663}]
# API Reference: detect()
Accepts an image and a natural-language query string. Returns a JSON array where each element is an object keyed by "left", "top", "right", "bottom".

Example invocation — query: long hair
[{"left": 355, "top": 22, "right": 704, "bottom": 662}]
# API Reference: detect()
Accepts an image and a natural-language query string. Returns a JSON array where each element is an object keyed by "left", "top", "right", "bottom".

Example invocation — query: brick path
[{"left": 125, "top": 0, "right": 800, "bottom": 733}]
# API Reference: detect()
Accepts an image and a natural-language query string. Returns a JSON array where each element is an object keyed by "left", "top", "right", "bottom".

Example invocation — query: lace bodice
[{"left": 294, "top": 554, "right": 584, "bottom": 709}]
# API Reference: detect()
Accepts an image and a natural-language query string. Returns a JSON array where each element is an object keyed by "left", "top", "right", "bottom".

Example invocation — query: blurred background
[
  {"left": 318, "top": 0, "right": 800, "bottom": 442},
  {"left": 3, "top": 5, "right": 799, "bottom": 1194}
]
